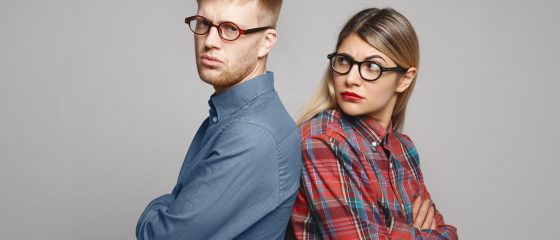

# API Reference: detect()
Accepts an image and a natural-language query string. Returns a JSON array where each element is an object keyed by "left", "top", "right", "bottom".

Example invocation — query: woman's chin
[{"left": 339, "top": 105, "right": 366, "bottom": 117}]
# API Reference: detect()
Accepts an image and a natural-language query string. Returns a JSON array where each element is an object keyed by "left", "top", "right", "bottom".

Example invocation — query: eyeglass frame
[
  {"left": 327, "top": 52, "right": 408, "bottom": 81},
  {"left": 185, "top": 15, "right": 273, "bottom": 41}
]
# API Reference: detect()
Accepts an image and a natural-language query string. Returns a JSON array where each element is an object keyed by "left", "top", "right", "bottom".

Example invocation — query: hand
[{"left": 412, "top": 197, "right": 436, "bottom": 230}]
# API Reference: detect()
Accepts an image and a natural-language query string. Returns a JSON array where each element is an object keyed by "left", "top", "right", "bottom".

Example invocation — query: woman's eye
[
  {"left": 363, "top": 62, "right": 381, "bottom": 73},
  {"left": 364, "top": 62, "right": 379, "bottom": 70},
  {"left": 337, "top": 57, "right": 349, "bottom": 65}
]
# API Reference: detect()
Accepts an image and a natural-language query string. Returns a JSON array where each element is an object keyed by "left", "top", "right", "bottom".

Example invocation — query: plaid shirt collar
[{"left": 343, "top": 110, "right": 394, "bottom": 150}]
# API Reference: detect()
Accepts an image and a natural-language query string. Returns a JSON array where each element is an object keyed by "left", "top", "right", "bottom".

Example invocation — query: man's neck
[{"left": 214, "top": 62, "right": 267, "bottom": 94}]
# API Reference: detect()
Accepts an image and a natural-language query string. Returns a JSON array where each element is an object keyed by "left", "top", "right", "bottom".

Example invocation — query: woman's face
[{"left": 333, "top": 33, "right": 410, "bottom": 121}]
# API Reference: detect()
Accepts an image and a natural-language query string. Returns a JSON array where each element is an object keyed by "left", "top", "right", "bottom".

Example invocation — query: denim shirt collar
[{"left": 208, "top": 71, "right": 275, "bottom": 122}]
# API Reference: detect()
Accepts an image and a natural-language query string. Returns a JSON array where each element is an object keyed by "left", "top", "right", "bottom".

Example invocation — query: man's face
[{"left": 194, "top": 0, "right": 263, "bottom": 91}]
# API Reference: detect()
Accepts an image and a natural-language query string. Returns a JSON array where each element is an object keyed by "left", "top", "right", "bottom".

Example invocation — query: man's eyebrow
[{"left": 364, "top": 55, "right": 387, "bottom": 63}]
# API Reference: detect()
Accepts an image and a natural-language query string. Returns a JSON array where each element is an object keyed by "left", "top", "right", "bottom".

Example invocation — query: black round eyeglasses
[{"left": 327, "top": 53, "right": 408, "bottom": 81}]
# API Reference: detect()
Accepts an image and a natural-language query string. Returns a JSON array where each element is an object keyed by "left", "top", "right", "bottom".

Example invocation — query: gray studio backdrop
[{"left": 1, "top": 0, "right": 559, "bottom": 239}]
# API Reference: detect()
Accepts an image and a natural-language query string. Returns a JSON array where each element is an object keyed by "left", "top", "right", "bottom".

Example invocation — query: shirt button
[
  {"left": 390, "top": 162, "right": 393, "bottom": 168},
  {"left": 212, "top": 116, "right": 218, "bottom": 123},
  {"left": 371, "top": 142, "right": 377, "bottom": 147}
]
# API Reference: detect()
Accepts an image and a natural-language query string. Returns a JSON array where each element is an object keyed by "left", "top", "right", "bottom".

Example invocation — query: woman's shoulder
[
  {"left": 392, "top": 131, "right": 416, "bottom": 149},
  {"left": 391, "top": 131, "right": 423, "bottom": 178},
  {"left": 300, "top": 109, "right": 347, "bottom": 139},
  {"left": 299, "top": 110, "right": 354, "bottom": 161}
]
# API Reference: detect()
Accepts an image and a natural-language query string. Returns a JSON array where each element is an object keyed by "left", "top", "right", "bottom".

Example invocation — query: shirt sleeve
[
  {"left": 398, "top": 134, "right": 458, "bottom": 240},
  {"left": 289, "top": 135, "right": 457, "bottom": 240},
  {"left": 409, "top": 180, "right": 458, "bottom": 240},
  {"left": 136, "top": 123, "right": 281, "bottom": 240}
]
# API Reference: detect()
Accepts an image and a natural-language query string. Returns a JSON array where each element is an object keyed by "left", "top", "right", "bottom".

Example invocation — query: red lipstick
[{"left": 340, "top": 91, "right": 364, "bottom": 102}]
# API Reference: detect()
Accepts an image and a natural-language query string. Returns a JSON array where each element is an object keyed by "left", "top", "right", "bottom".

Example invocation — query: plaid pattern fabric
[{"left": 288, "top": 109, "right": 458, "bottom": 240}]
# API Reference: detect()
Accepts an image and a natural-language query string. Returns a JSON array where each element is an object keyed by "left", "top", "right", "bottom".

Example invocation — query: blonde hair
[
  {"left": 196, "top": 0, "right": 282, "bottom": 27},
  {"left": 297, "top": 8, "right": 420, "bottom": 132}
]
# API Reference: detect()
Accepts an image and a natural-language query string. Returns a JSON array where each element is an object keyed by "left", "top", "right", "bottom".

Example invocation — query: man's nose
[{"left": 204, "top": 26, "right": 221, "bottom": 48}]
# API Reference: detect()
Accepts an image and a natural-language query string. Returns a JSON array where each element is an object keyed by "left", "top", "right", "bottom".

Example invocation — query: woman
[{"left": 288, "top": 8, "right": 458, "bottom": 239}]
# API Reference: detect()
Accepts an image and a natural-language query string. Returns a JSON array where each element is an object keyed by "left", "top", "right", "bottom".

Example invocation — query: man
[{"left": 135, "top": 0, "right": 301, "bottom": 239}]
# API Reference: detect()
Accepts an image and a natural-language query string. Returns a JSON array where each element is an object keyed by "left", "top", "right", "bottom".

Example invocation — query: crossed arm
[
  {"left": 136, "top": 123, "right": 280, "bottom": 240},
  {"left": 289, "top": 136, "right": 458, "bottom": 240}
]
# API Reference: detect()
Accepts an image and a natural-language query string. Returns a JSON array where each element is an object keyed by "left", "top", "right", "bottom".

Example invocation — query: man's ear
[
  {"left": 396, "top": 67, "right": 417, "bottom": 93},
  {"left": 258, "top": 29, "right": 277, "bottom": 58}
]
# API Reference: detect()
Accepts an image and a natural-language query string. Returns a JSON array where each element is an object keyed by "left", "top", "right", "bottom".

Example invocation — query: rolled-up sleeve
[{"left": 136, "top": 123, "right": 280, "bottom": 240}]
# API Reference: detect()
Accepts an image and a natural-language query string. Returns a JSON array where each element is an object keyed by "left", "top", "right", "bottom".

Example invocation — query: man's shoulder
[
  {"left": 237, "top": 91, "right": 298, "bottom": 143},
  {"left": 220, "top": 119, "right": 276, "bottom": 142}
]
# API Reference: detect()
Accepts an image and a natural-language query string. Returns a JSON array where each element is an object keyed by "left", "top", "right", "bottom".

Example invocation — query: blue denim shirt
[{"left": 136, "top": 72, "right": 302, "bottom": 240}]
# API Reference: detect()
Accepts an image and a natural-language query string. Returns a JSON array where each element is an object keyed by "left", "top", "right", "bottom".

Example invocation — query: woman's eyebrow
[{"left": 364, "top": 55, "right": 387, "bottom": 63}]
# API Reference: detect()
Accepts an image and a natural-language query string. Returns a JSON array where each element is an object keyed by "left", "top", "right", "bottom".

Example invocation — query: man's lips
[
  {"left": 200, "top": 54, "right": 223, "bottom": 67},
  {"left": 340, "top": 91, "right": 365, "bottom": 101}
]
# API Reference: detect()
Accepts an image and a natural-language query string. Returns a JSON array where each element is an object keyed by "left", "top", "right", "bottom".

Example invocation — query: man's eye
[
  {"left": 199, "top": 20, "right": 211, "bottom": 27},
  {"left": 223, "top": 24, "right": 239, "bottom": 32}
]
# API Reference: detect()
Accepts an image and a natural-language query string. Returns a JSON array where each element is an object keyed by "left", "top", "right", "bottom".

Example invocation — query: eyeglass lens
[
  {"left": 331, "top": 55, "right": 382, "bottom": 80},
  {"left": 188, "top": 16, "right": 241, "bottom": 41}
]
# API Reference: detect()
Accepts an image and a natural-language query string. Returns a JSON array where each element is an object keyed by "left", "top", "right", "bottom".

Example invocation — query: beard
[{"left": 197, "top": 49, "right": 257, "bottom": 90}]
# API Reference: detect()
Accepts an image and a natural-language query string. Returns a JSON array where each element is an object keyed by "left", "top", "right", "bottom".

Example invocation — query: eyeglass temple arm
[
  {"left": 241, "top": 26, "right": 273, "bottom": 35},
  {"left": 382, "top": 66, "right": 408, "bottom": 73}
]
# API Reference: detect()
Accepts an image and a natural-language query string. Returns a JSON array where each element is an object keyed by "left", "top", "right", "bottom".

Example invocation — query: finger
[
  {"left": 422, "top": 206, "right": 435, "bottom": 230},
  {"left": 413, "top": 199, "right": 431, "bottom": 229},
  {"left": 430, "top": 217, "right": 437, "bottom": 230},
  {"left": 412, "top": 197, "right": 421, "bottom": 221}
]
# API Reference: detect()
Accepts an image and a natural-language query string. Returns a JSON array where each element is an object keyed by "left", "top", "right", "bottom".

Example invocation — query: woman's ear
[
  {"left": 258, "top": 29, "right": 277, "bottom": 58},
  {"left": 396, "top": 67, "right": 417, "bottom": 93}
]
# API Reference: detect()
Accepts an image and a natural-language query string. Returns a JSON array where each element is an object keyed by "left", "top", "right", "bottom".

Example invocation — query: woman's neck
[{"left": 369, "top": 94, "right": 397, "bottom": 129}]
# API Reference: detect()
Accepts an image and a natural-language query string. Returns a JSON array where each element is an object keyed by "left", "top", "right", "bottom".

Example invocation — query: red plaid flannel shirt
[{"left": 288, "top": 109, "right": 458, "bottom": 240}]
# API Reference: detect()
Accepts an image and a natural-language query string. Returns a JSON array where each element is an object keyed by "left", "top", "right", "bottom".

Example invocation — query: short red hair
[{"left": 197, "top": 0, "right": 283, "bottom": 27}]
